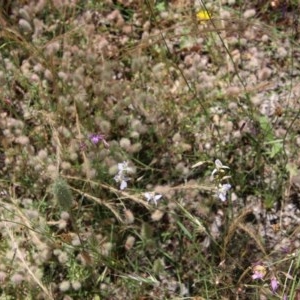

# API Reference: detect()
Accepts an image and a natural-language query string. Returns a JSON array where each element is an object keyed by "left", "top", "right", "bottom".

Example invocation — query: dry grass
[{"left": 0, "top": 0, "right": 299, "bottom": 299}]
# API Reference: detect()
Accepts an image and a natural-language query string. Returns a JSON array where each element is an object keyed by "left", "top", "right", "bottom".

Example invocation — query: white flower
[
  {"left": 114, "top": 173, "right": 129, "bottom": 190},
  {"left": 118, "top": 161, "right": 133, "bottom": 173},
  {"left": 211, "top": 159, "right": 230, "bottom": 180},
  {"left": 120, "top": 180, "right": 128, "bottom": 190},
  {"left": 114, "top": 161, "right": 132, "bottom": 190},
  {"left": 217, "top": 183, "right": 231, "bottom": 202},
  {"left": 144, "top": 192, "right": 162, "bottom": 206}
]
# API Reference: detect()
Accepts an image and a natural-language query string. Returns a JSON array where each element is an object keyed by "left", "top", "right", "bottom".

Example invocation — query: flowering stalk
[{"left": 211, "top": 159, "right": 231, "bottom": 202}]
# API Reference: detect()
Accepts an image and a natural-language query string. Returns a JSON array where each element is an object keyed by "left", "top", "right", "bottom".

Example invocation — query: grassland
[{"left": 0, "top": 0, "right": 300, "bottom": 299}]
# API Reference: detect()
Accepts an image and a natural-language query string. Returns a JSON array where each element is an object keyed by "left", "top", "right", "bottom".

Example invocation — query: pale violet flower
[
  {"left": 252, "top": 270, "right": 265, "bottom": 280},
  {"left": 270, "top": 276, "right": 279, "bottom": 293},
  {"left": 211, "top": 159, "right": 230, "bottom": 180},
  {"left": 217, "top": 183, "right": 231, "bottom": 202},
  {"left": 252, "top": 265, "right": 266, "bottom": 280},
  {"left": 144, "top": 192, "right": 162, "bottom": 206},
  {"left": 114, "top": 161, "right": 132, "bottom": 190}
]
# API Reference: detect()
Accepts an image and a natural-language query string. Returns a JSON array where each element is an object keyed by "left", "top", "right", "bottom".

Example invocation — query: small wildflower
[
  {"left": 89, "top": 133, "right": 109, "bottom": 147},
  {"left": 114, "top": 161, "right": 132, "bottom": 190},
  {"left": 144, "top": 192, "right": 162, "bottom": 206},
  {"left": 217, "top": 183, "right": 231, "bottom": 202},
  {"left": 117, "top": 161, "right": 133, "bottom": 173},
  {"left": 114, "top": 173, "right": 129, "bottom": 190},
  {"left": 252, "top": 270, "right": 264, "bottom": 280},
  {"left": 120, "top": 179, "right": 128, "bottom": 190},
  {"left": 270, "top": 276, "right": 279, "bottom": 293},
  {"left": 252, "top": 265, "right": 266, "bottom": 280},
  {"left": 211, "top": 159, "right": 230, "bottom": 180},
  {"left": 196, "top": 9, "right": 211, "bottom": 21}
]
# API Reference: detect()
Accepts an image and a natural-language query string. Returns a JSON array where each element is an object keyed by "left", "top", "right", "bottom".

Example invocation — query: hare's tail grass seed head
[{"left": 52, "top": 177, "right": 73, "bottom": 211}]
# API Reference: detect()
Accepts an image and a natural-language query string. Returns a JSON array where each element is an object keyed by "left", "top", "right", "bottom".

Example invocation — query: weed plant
[{"left": 0, "top": 0, "right": 300, "bottom": 299}]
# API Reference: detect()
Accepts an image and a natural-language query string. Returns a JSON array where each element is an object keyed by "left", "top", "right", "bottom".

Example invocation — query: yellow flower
[{"left": 196, "top": 9, "right": 211, "bottom": 21}]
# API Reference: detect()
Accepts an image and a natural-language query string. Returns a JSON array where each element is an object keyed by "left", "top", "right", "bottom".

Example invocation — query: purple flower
[
  {"left": 270, "top": 276, "right": 279, "bottom": 293},
  {"left": 252, "top": 270, "right": 264, "bottom": 280},
  {"left": 89, "top": 133, "right": 109, "bottom": 147},
  {"left": 251, "top": 265, "right": 266, "bottom": 280}
]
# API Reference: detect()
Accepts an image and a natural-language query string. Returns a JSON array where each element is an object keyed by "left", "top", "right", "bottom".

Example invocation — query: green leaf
[
  {"left": 264, "top": 139, "right": 283, "bottom": 158},
  {"left": 258, "top": 116, "right": 274, "bottom": 141},
  {"left": 177, "top": 220, "right": 193, "bottom": 240},
  {"left": 155, "top": 2, "right": 166, "bottom": 12}
]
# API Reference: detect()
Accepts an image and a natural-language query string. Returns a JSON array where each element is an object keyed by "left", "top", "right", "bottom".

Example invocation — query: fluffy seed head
[
  {"left": 71, "top": 281, "right": 82, "bottom": 291},
  {"left": 120, "top": 138, "right": 131, "bottom": 150},
  {"left": 52, "top": 178, "right": 73, "bottom": 211},
  {"left": 124, "top": 209, "right": 135, "bottom": 224},
  {"left": 151, "top": 209, "right": 164, "bottom": 222},
  {"left": 15, "top": 136, "right": 29, "bottom": 145},
  {"left": 243, "top": 9, "right": 256, "bottom": 19},
  {"left": 125, "top": 236, "right": 135, "bottom": 250},
  {"left": 11, "top": 273, "right": 24, "bottom": 285},
  {"left": 0, "top": 271, "right": 7, "bottom": 282},
  {"left": 19, "top": 19, "right": 32, "bottom": 32},
  {"left": 59, "top": 280, "right": 71, "bottom": 292}
]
